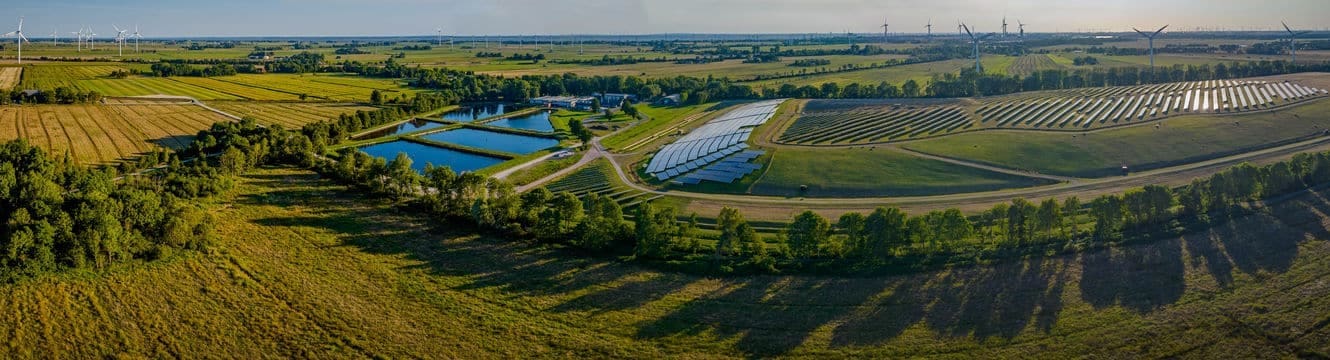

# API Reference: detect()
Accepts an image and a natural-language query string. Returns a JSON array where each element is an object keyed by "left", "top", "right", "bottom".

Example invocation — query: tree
[
  {"left": 590, "top": 97, "right": 602, "bottom": 112},
  {"left": 535, "top": 192, "right": 583, "bottom": 242},
  {"left": 383, "top": 152, "right": 419, "bottom": 200},
  {"left": 634, "top": 202, "right": 672, "bottom": 258},
  {"left": 836, "top": 212, "right": 866, "bottom": 258},
  {"left": 1089, "top": 194, "right": 1125, "bottom": 240},
  {"left": 1061, "top": 197, "right": 1081, "bottom": 238},
  {"left": 621, "top": 101, "right": 641, "bottom": 120},
  {"left": 1006, "top": 198, "right": 1036, "bottom": 245},
  {"left": 715, "top": 207, "right": 745, "bottom": 257},
  {"left": 569, "top": 119, "right": 592, "bottom": 146},
  {"left": 1034, "top": 198, "right": 1062, "bottom": 240},
  {"left": 370, "top": 90, "right": 384, "bottom": 105},
  {"left": 863, "top": 207, "right": 909, "bottom": 257},
  {"left": 786, "top": 211, "right": 830, "bottom": 258}
]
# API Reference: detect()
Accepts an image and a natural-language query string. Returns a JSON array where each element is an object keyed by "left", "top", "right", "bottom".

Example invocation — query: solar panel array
[
  {"left": 975, "top": 79, "right": 1329, "bottom": 130},
  {"left": 647, "top": 100, "right": 783, "bottom": 180},
  {"left": 674, "top": 150, "right": 766, "bottom": 185}
]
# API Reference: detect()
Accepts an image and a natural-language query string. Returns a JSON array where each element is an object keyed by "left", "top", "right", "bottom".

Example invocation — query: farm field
[
  {"left": 0, "top": 103, "right": 233, "bottom": 164},
  {"left": 748, "top": 146, "right": 1054, "bottom": 197},
  {"left": 740, "top": 56, "right": 1016, "bottom": 90},
  {"left": 209, "top": 102, "right": 381, "bottom": 128},
  {"left": 0, "top": 67, "right": 20, "bottom": 90},
  {"left": 480, "top": 54, "right": 910, "bottom": 79},
  {"left": 6, "top": 167, "right": 1328, "bottom": 358},
  {"left": 212, "top": 74, "right": 418, "bottom": 102},
  {"left": 16, "top": 63, "right": 141, "bottom": 89},
  {"left": 1007, "top": 54, "right": 1064, "bottom": 77},
  {"left": 904, "top": 98, "right": 1330, "bottom": 178}
]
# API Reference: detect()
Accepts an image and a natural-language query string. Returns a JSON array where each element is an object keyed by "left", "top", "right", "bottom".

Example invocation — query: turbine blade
[
  {"left": 962, "top": 24, "right": 973, "bottom": 38},
  {"left": 1154, "top": 25, "right": 1168, "bottom": 36},
  {"left": 1133, "top": 28, "right": 1149, "bottom": 37},
  {"left": 1283, "top": 21, "right": 1293, "bottom": 34},
  {"left": 19, "top": 33, "right": 29, "bottom": 43}
]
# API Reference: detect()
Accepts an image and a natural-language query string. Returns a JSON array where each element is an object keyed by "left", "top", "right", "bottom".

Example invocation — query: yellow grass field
[
  {"left": 208, "top": 102, "right": 381, "bottom": 128},
  {"left": 0, "top": 67, "right": 20, "bottom": 90},
  {"left": 0, "top": 104, "right": 232, "bottom": 164}
]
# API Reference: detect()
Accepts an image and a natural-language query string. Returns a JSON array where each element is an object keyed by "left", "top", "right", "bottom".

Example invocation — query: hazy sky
[{"left": 5, "top": 0, "right": 1327, "bottom": 37}]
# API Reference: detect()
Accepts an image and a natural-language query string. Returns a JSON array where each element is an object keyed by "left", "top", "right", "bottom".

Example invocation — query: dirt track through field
[{"left": 0, "top": 67, "right": 20, "bottom": 90}]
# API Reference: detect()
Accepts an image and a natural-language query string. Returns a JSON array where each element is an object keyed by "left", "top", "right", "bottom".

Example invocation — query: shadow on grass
[{"left": 233, "top": 168, "right": 1327, "bottom": 357}]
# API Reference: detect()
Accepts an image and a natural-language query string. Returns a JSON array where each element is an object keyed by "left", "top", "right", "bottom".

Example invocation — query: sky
[{"left": 4, "top": 0, "right": 1327, "bottom": 37}]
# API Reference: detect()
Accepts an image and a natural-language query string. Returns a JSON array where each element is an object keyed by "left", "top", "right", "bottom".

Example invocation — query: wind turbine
[
  {"left": 132, "top": 25, "right": 142, "bottom": 52},
  {"left": 1132, "top": 24, "right": 1168, "bottom": 69},
  {"left": 112, "top": 25, "right": 127, "bottom": 57},
  {"left": 1002, "top": 17, "right": 1008, "bottom": 37},
  {"left": 881, "top": 17, "right": 889, "bottom": 43},
  {"left": 1283, "top": 21, "right": 1308, "bottom": 64},
  {"left": 87, "top": 27, "right": 96, "bottom": 50},
  {"left": 961, "top": 24, "right": 994, "bottom": 73},
  {"left": 2, "top": 17, "right": 30, "bottom": 64},
  {"left": 1018, "top": 20, "right": 1026, "bottom": 38},
  {"left": 925, "top": 18, "right": 932, "bottom": 42},
  {"left": 957, "top": 20, "right": 964, "bottom": 36},
  {"left": 50, "top": 28, "right": 58, "bottom": 46},
  {"left": 435, "top": 27, "right": 443, "bottom": 46},
  {"left": 72, "top": 27, "right": 83, "bottom": 52}
]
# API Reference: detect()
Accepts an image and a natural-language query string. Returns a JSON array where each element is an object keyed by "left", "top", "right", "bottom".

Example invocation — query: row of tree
[
  {"left": 1, "top": 87, "right": 103, "bottom": 105},
  {"left": 149, "top": 63, "right": 240, "bottom": 77}
]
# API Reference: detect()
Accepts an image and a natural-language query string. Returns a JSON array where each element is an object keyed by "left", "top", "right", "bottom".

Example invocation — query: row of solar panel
[
  {"left": 653, "top": 144, "right": 749, "bottom": 180},
  {"left": 645, "top": 100, "right": 783, "bottom": 176},
  {"left": 673, "top": 150, "right": 767, "bottom": 185}
]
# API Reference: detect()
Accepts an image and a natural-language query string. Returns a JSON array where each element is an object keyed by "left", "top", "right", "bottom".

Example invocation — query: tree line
[{"left": 1, "top": 87, "right": 103, "bottom": 105}]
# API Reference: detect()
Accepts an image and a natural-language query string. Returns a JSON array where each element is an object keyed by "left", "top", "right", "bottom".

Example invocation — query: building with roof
[{"left": 531, "top": 96, "right": 597, "bottom": 110}]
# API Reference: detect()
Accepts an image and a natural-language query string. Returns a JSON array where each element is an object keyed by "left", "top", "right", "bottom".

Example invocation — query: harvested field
[
  {"left": 0, "top": 103, "right": 233, "bottom": 164},
  {"left": 209, "top": 102, "right": 381, "bottom": 128}
]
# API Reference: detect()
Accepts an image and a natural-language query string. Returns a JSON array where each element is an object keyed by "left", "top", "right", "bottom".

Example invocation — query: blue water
[
  {"left": 358, "top": 140, "right": 505, "bottom": 173},
  {"left": 419, "top": 128, "right": 559, "bottom": 155},
  {"left": 442, "top": 103, "right": 508, "bottom": 122},
  {"left": 485, "top": 111, "right": 555, "bottom": 133},
  {"left": 356, "top": 119, "right": 448, "bottom": 140}
]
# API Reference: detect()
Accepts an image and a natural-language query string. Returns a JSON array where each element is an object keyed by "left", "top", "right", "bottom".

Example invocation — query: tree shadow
[
  {"left": 920, "top": 256, "right": 1068, "bottom": 341},
  {"left": 635, "top": 276, "right": 893, "bottom": 357},
  {"left": 1079, "top": 238, "right": 1186, "bottom": 313}
]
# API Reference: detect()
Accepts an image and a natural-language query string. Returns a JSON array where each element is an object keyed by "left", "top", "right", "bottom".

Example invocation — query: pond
[
  {"left": 354, "top": 119, "right": 448, "bottom": 140},
  {"left": 358, "top": 140, "right": 505, "bottom": 173},
  {"left": 485, "top": 110, "right": 555, "bottom": 133},
  {"left": 442, "top": 103, "right": 508, "bottom": 122},
  {"left": 419, "top": 128, "right": 560, "bottom": 155}
]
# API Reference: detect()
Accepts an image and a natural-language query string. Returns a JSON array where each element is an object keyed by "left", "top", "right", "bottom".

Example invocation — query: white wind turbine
[
  {"left": 50, "top": 28, "right": 59, "bottom": 46},
  {"left": 2, "top": 17, "right": 30, "bottom": 64},
  {"left": 132, "top": 24, "right": 143, "bottom": 52},
  {"left": 435, "top": 27, "right": 443, "bottom": 46},
  {"left": 960, "top": 23, "right": 994, "bottom": 73},
  {"left": 1133, "top": 25, "right": 1168, "bottom": 69},
  {"left": 87, "top": 26, "right": 96, "bottom": 50},
  {"left": 72, "top": 27, "right": 84, "bottom": 51},
  {"left": 1283, "top": 21, "right": 1308, "bottom": 64},
  {"left": 112, "top": 25, "right": 127, "bottom": 56}
]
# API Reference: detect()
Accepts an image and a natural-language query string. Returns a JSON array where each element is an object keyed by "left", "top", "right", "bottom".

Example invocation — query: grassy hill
[{"left": 5, "top": 167, "right": 1329, "bottom": 358}]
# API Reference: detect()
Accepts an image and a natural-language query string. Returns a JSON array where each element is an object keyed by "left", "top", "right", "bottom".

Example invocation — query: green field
[
  {"left": 7, "top": 167, "right": 1329, "bottom": 358},
  {"left": 601, "top": 102, "right": 724, "bottom": 151},
  {"left": 740, "top": 56, "right": 1015, "bottom": 90},
  {"left": 748, "top": 146, "right": 1055, "bottom": 197},
  {"left": 904, "top": 98, "right": 1330, "bottom": 178}
]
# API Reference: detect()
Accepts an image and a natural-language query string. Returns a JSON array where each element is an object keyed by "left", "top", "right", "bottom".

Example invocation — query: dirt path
[{"left": 888, "top": 146, "right": 1082, "bottom": 182}]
